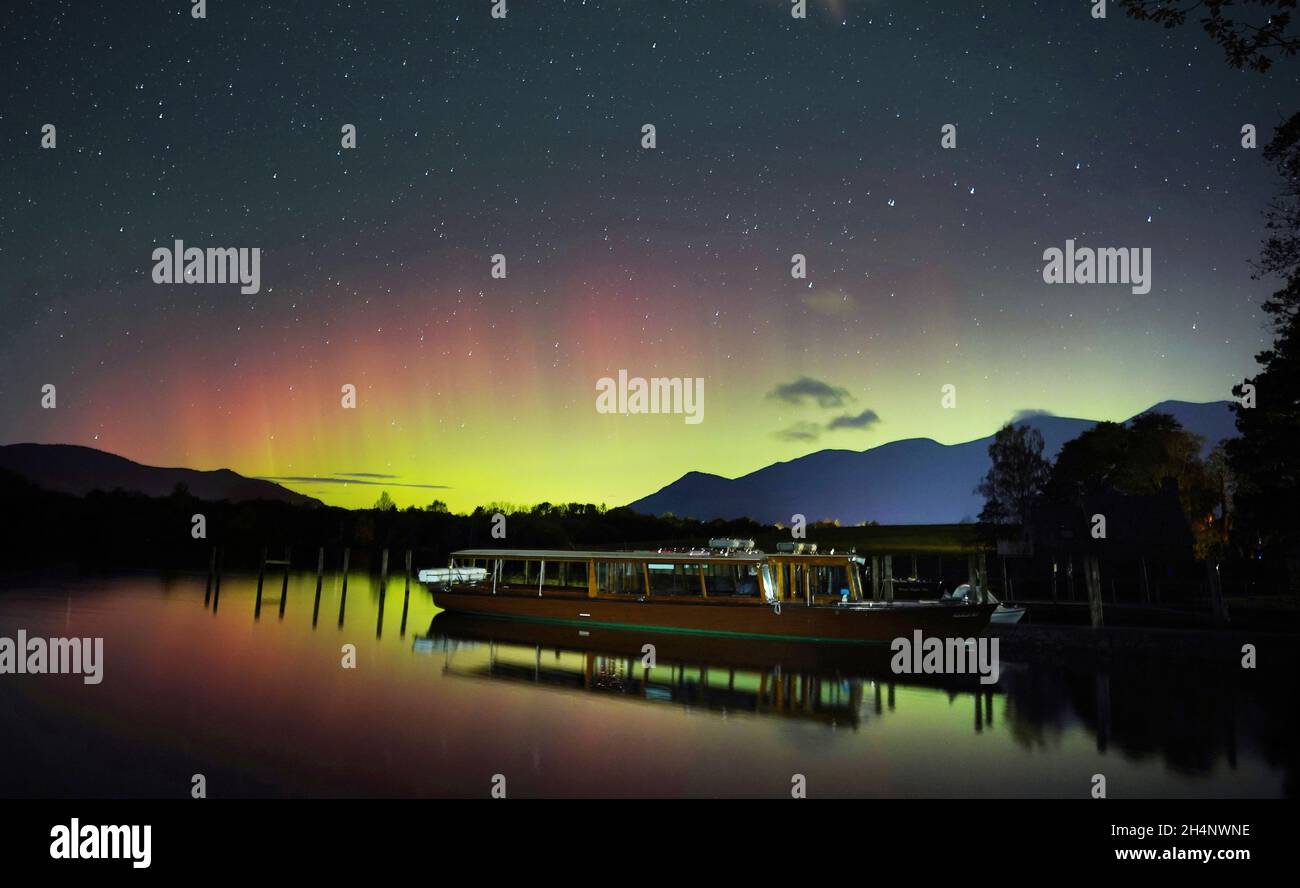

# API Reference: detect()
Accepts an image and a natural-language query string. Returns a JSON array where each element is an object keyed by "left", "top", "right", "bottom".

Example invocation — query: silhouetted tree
[
  {"left": 373, "top": 490, "right": 397, "bottom": 511},
  {"left": 1118, "top": 0, "right": 1300, "bottom": 72},
  {"left": 977, "top": 425, "right": 1051, "bottom": 524},
  {"left": 1228, "top": 112, "right": 1300, "bottom": 584},
  {"left": 1048, "top": 413, "right": 1207, "bottom": 498}
]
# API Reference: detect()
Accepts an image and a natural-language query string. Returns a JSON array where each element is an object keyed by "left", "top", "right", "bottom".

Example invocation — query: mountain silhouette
[
  {"left": 627, "top": 400, "right": 1237, "bottom": 525},
  {"left": 0, "top": 443, "right": 323, "bottom": 506}
]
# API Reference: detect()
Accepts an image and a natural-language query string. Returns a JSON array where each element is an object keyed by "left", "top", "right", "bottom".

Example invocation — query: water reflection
[
  {"left": 0, "top": 571, "right": 1290, "bottom": 797},
  {"left": 423, "top": 612, "right": 999, "bottom": 730}
]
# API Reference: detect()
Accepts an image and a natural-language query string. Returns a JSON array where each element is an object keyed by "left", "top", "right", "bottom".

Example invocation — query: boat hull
[{"left": 429, "top": 589, "right": 996, "bottom": 644}]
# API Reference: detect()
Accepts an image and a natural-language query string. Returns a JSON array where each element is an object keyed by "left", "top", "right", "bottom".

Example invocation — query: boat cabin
[{"left": 426, "top": 546, "right": 866, "bottom": 606}]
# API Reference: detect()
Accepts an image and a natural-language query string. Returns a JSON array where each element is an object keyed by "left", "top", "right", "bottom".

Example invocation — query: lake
[{"left": 0, "top": 571, "right": 1292, "bottom": 798}]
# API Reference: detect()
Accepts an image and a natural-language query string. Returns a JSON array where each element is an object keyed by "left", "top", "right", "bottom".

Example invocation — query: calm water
[{"left": 0, "top": 571, "right": 1292, "bottom": 798}]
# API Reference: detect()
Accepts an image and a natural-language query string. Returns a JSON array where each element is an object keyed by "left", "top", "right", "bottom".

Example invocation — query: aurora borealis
[{"left": 3, "top": 0, "right": 1298, "bottom": 511}]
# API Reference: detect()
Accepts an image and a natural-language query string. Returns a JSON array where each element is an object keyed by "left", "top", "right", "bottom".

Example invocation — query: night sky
[{"left": 2, "top": 0, "right": 1297, "bottom": 510}]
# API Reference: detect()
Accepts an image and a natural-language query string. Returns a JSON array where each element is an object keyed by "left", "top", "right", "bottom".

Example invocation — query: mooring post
[
  {"left": 312, "top": 549, "right": 323, "bottom": 629},
  {"left": 1095, "top": 673, "right": 1111, "bottom": 753},
  {"left": 279, "top": 546, "right": 290, "bottom": 617},
  {"left": 1207, "top": 559, "right": 1229, "bottom": 625},
  {"left": 1086, "top": 555, "right": 1104, "bottom": 628},
  {"left": 380, "top": 548, "right": 389, "bottom": 596},
  {"left": 212, "top": 547, "right": 222, "bottom": 611},
  {"left": 1139, "top": 556, "right": 1151, "bottom": 604},
  {"left": 205, "top": 546, "right": 217, "bottom": 606},
  {"left": 400, "top": 549, "right": 412, "bottom": 636},
  {"left": 882, "top": 555, "right": 894, "bottom": 602},
  {"left": 978, "top": 551, "right": 988, "bottom": 602},
  {"left": 338, "top": 546, "right": 353, "bottom": 629},
  {"left": 871, "top": 556, "right": 881, "bottom": 600},
  {"left": 255, "top": 547, "right": 267, "bottom": 618}
]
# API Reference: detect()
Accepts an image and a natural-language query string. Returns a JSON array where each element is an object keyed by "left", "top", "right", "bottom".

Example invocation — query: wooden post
[
  {"left": 312, "top": 549, "right": 323, "bottom": 629},
  {"left": 911, "top": 553, "right": 918, "bottom": 579},
  {"left": 1207, "top": 559, "right": 1228, "bottom": 625},
  {"left": 212, "top": 547, "right": 222, "bottom": 612},
  {"left": 871, "top": 556, "right": 881, "bottom": 600},
  {"left": 1051, "top": 560, "right": 1058, "bottom": 603},
  {"left": 338, "top": 547, "right": 350, "bottom": 627},
  {"left": 400, "top": 550, "right": 412, "bottom": 637},
  {"left": 1067, "top": 557, "right": 1075, "bottom": 601},
  {"left": 882, "top": 555, "right": 894, "bottom": 602},
  {"left": 255, "top": 547, "right": 267, "bottom": 618},
  {"left": 1139, "top": 557, "right": 1151, "bottom": 604},
  {"left": 1000, "top": 556, "right": 1008, "bottom": 601},
  {"left": 380, "top": 548, "right": 389, "bottom": 596},
  {"left": 205, "top": 546, "right": 217, "bottom": 606},
  {"left": 1095, "top": 673, "right": 1111, "bottom": 753},
  {"left": 978, "top": 551, "right": 988, "bottom": 603},
  {"left": 279, "top": 546, "right": 290, "bottom": 617},
  {"left": 1085, "top": 555, "right": 1104, "bottom": 628},
  {"left": 967, "top": 554, "right": 981, "bottom": 603}
]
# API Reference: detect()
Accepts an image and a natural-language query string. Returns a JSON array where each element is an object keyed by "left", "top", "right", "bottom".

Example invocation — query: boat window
[
  {"left": 597, "top": 560, "right": 645, "bottom": 596},
  {"left": 809, "top": 565, "right": 854, "bottom": 602},
  {"left": 702, "top": 563, "right": 760, "bottom": 597},
  {"left": 498, "top": 560, "right": 528, "bottom": 587},
  {"left": 647, "top": 562, "right": 704, "bottom": 596},
  {"left": 540, "top": 560, "right": 588, "bottom": 591}
]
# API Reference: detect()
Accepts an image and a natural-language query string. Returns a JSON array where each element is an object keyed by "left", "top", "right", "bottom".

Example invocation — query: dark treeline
[
  {"left": 0, "top": 469, "right": 766, "bottom": 574},
  {"left": 979, "top": 110, "right": 1300, "bottom": 594}
]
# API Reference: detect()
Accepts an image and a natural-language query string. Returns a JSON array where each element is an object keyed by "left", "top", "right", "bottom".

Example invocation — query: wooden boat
[{"left": 419, "top": 542, "right": 995, "bottom": 644}]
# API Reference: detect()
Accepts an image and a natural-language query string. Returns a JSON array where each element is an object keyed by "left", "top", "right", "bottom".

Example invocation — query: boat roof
[{"left": 452, "top": 548, "right": 767, "bottom": 563}]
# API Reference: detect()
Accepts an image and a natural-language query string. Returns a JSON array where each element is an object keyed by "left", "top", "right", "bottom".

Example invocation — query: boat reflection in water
[
  {"left": 0, "top": 573, "right": 1289, "bottom": 797},
  {"left": 422, "top": 612, "right": 1005, "bottom": 730}
]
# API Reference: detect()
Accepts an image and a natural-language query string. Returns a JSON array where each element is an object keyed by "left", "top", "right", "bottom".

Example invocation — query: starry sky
[{"left": 1, "top": 0, "right": 1297, "bottom": 511}]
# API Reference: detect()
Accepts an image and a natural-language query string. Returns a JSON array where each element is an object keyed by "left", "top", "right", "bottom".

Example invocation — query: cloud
[
  {"left": 260, "top": 475, "right": 450, "bottom": 489},
  {"left": 802, "top": 289, "right": 858, "bottom": 316},
  {"left": 1010, "top": 408, "right": 1055, "bottom": 423},
  {"left": 827, "top": 408, "right": 881, "bottom": 431},
  {"left": 334, "top": 472, "right": 399, "bottom": 479},
  {"left": 774, "top": 421, "right": 822, "bottom": 442},
  {"left": 766, "top": 376, "right": 854, "bottom": 408}
]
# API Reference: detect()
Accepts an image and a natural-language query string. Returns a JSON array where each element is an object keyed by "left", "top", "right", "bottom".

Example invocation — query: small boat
[
  {"left": 945, "top": 583, "right": 1026, "bottom": 625},
  {"left": 419, "top": 541, "right": 995, "bottom": 644}
]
